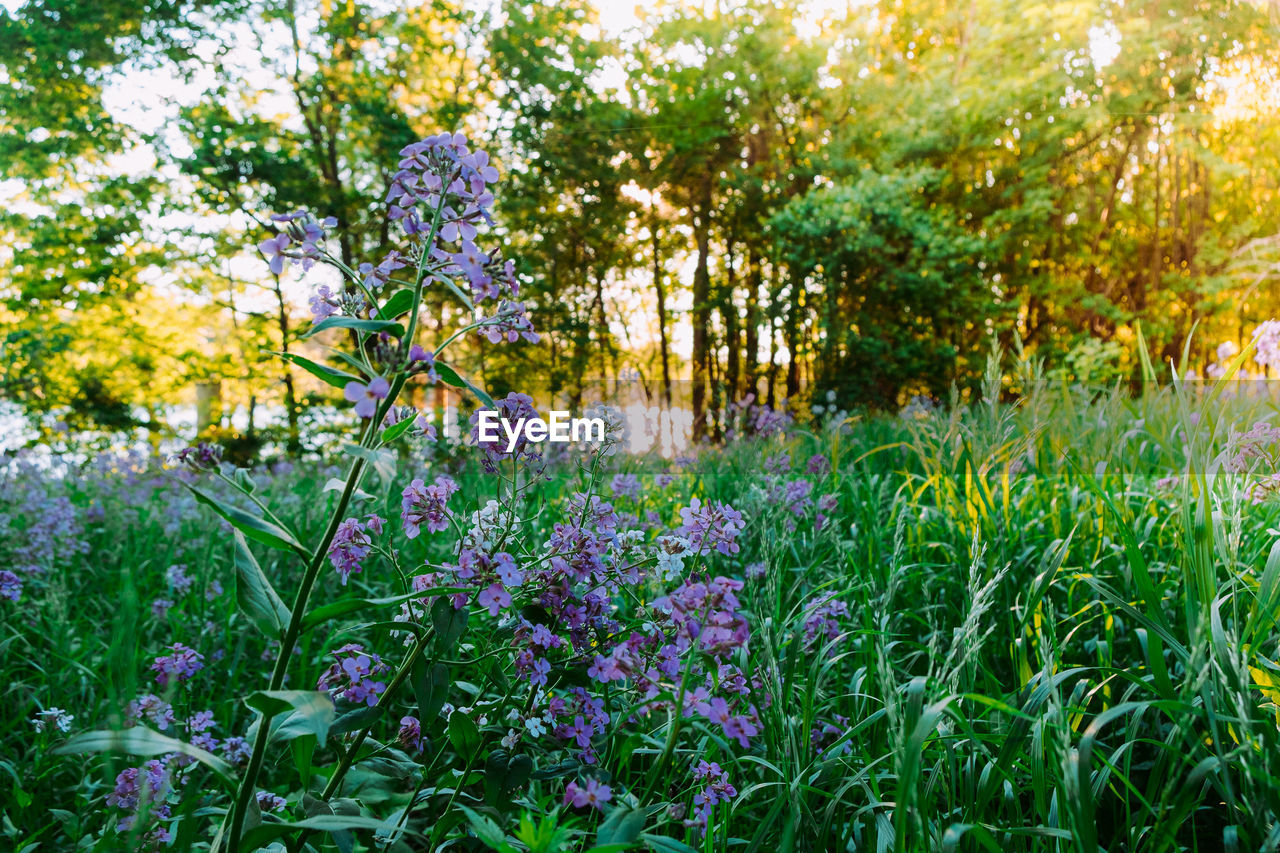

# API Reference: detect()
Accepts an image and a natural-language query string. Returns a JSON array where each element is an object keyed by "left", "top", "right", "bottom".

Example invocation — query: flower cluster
[
  {"left": 172, "top": 442, "right": 223, "bottom": 473},
  {"left": 678, "top": 498, "right": 746, "bottom": 556},
  {"left": 1218, "top": 421, "right": 1280, "bottom": 475},
  {"left": 258, "top": 211, "right": 336, "bottom": 275},
  {"left": 1253, "top": 320, "right": 1280, "bottom": 371},
  {"left": 107, "top": 760, "right": 171, "bottom": 841},
  {"left": 401, "top": 475, "right": 460, "bottom": 538},
  {"left": 802, "top": 593, "right": 849, "bottom": 648},
  {"left": 0, "top": 570, "right": 21, "bottom": 602},
  {"left": 31, "top": 707, "right": 74, "bottom": 733},
  {"left": 0, "top": 454, "right": 92, "bottom": 602},
  {"left": 443, "top": 548, "right": 524, "bottom": 616},
  {"left": 470, "top": 392, "right": 547, "bottom": 475},
  {"left": 150, "top": 643, "right": 205, "bottom": 686},
  {"left": 327, "top": 514, "right": 385, "bottom": 585},
  {"left": 687, "top": 760, "right": 737, "bottom": 833},
  {"left": 564, "top": 777, "right": 613, "bottom": 811},
  {"left": 317, "top": 643, "right": 390, "bottom": 706}
]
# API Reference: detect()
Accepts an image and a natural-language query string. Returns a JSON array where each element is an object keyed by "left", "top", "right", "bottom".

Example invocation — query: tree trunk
[
  {"left": 196, "top": 381, "right": 223, "bottom": 435},
  {"left": 724, "top": 239, "right": 740, "bottom": 408},
  {"left": 691, "top": 175, "right": 713, "bottom": 440},
  {"left": 744, "top": 251, "right": 761, "bottom": 398},
  {"left": 653, "top": 214, "right": 673, "bottom": 409}
]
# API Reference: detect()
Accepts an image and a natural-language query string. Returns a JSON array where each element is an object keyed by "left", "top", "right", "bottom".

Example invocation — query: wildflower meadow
[
  {"left": 6, "top": 1, "right": 1280, "bottom": 851},
  {"left": 2, "top": 129, "right": 1280, "bottom": 852}
]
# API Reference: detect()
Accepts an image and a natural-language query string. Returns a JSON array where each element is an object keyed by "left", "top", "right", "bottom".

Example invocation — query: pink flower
[{"left": 344, "top": 377, "right": 391, "bottom": 418}]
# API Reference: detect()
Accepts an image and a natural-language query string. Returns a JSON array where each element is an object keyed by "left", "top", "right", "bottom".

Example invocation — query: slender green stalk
[{"left": 221, "top": 379, "right": 405, "bottom": 852}]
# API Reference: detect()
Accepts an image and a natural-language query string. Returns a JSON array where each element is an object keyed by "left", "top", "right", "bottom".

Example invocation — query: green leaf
[
  {"left": 596, "top": 804, "right": 645, "bottom": 846},
  {"left": 184, "top": 483, "right": 305, "bottom": 555},
  {"left": 432, "top": 597, "right": 469, "bottom": 651},
  {"left": 246, "top": 691, "right": 337, "bottom": 747},
  {"left": 306, "top": 316, "right": 404, "bottom": 338},
  {"left": 411, "top": 657, "right": 450, "bottom": 725},
  {"left": 330, "top": 705, "right": 384, "bottom": 737},
  {"left": 434, "top": 361, "right": 494, "bottom": 407},
  {"left": 641, "top": 835, "right": 700, "bottom": 853},
  {"left": 457, "top": 805, "right": 513, "bottom": 853},
  {"left": 342, "top": 443, "right": 397, "bottom": 484},
  {"left": 379, "top": 413, "right": 418, "bottom": 445},
  {"left": 302, "top": 587, "right": 465, "bottom": 633},
  {"left": 53, "top": 727, "right": 234, "bottom": 789},
  {"left": 233, "top": 468, "right": 258, "bottom": 494},
  {"left": 447, "top": 712, "right": 480, "bottom": 761},
  {"left": 291, "top": 736, "right": 316, "bottom": 789},
  {"left": 234, "top": 531, "right": 291, "bottom": 640},
  {"left": 239, "top": 814, "right": 421, "bottom": 851},
  {"left": 377, "top": 288, "right": 418, "bottom": 320},
  {"left": 440, "top": 275, "right": 476, "bottom": 312},
  {"left": 270, "top": 351, "right": 362, "bottom": 390}
]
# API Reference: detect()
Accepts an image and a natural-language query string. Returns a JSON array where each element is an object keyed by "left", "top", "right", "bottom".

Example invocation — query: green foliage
[{"left": 773, "top": 170, "right": 994, "bottom": 407}]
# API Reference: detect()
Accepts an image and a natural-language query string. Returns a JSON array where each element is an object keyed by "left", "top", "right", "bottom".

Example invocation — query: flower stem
[{"left": 220, "top": 379, "right": 405, "bottom": 852}]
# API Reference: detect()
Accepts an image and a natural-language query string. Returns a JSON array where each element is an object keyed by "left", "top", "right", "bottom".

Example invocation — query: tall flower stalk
[{"left": 214, "top": 132, "right": 531, "bottom": 852}]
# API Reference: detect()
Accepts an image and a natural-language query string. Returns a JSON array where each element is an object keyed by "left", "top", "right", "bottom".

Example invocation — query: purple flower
[
  {"left": 478, "top": 300, "right": 538, "bottom": 344},
  {"left": 150, "top": 643, "right": 204, "bottom": 686},
  {"left": 327, "top": 515, "right": 383, "bottom": 585},
  {"left": 358, "top": 249, "right": 408, "bottom": 292},
  {"left": 344, "top": 377, "right": 391, "bottom": 419},
  {"left": 610, "top": 473, "right": 641, "bottom": 500},
  {"left": 172, "top": 442, "right": 223, "bottom": 472},
  {"left": 258, "top": 233, "right": 291, "bottom": 275},
  {"left": 317, "top": 643, "right": 389, "bottom": 707},
  {"left": 127, "top": 694, "right": 176, "bottom": 731},
  {"left": 401, "top": 475, "right": 459, "bottom": 538},
  {"left": 398, "top": 715, "right": 423, "bottom": 751},
  {"left": 494, "top": 552, "right": 523, "bottom": 587},
  {"left": 802, "top": 593, "right": 849, "bottom": 648},
  {"left": 477, "top": 582, "right": 512, "bottom": 617},
  {"left": 256, "top": 791, "right": 287, "bottom": 812},
  {"left": 0, "top": 570, "right": 22, "bottom": 602},
  {"left": 166, "top": 564, "right": 194, "bottom": 597},
  {"left": 407, "top": 344, "right": 439, "bottom": 381},
  {"left": 151, "top": 598, "right": 174, "bottom": 619},
  {"left": 221, "top": 736, "right": 251, "bottom": 765},
  {"left": 678, "top": 498, "right": 746, "bottom": 556},
  {"left": 687, "top": 761, "right": 737, "bottom": 834},
  {"left": 189, "top": 710, "right": 215, "bottom": 732},
  {"left": 309, "top": 284, "right": 341, "bottom": 322},
  {"left": 564, "top": 778, "right": 612, "bottom": 810}
]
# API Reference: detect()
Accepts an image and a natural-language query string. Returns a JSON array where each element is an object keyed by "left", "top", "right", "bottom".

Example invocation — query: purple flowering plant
[{"left": 47, "top": 131, "right": 766, "bottom": 852}]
